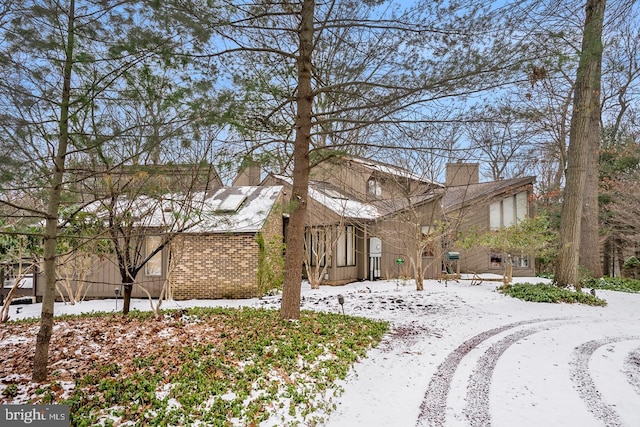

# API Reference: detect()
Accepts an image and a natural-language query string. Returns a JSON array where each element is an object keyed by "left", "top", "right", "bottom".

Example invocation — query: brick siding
[{"left": 170, "top": 233, "right": 260, "bottom": 300}]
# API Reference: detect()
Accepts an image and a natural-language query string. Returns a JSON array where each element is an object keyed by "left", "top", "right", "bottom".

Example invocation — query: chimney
[
  {"left": 446, "top": 163, "right": 479, "bottom": 187},
  {"left": 232, "top": 161, "right": 261, "bottom": 186}
]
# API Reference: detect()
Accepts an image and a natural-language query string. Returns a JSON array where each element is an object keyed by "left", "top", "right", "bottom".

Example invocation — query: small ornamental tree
[
  {"left": 0, "top": 222, "right": 41, "bottom": 322},
  {"left": 459, "top": 214, "right": 557, "bottom": 285},
  {"left": 55, "top": 210, "right": 111, "bottom": 305}
]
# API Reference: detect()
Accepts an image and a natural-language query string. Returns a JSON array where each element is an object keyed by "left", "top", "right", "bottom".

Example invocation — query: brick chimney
[{"left": 446, "top": 163, "right": 479, "bottom": 187}]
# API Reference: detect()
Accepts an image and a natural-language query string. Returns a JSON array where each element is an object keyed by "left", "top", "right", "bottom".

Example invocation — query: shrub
[
  {"left": 499, "top": 283, "right": 607, "bottom": 306},
  {"left": 581, "top": 276, "right": 640, "bottom": 293},
  {"left": 622, "top": 256, "right": 640, "bottom": 279},
  {"left": 623, "top": 256, "right": 640, "bottom": 269}
]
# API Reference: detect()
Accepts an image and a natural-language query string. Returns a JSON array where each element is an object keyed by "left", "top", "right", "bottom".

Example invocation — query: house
[
  {"left": 440, "top": 163, "right": 536, "bottom": 276},
  {"left": 168, "top": 185, "right": 284, "bottom": 300},
  {"left": 265, "top": 156, "right": 536, "bottom": 285},
  {"left": 22, "top": 156, "right": 535, "bottom": 303},
  {"left": 33, "top": 185, "right": 284, "bottom": 301}
]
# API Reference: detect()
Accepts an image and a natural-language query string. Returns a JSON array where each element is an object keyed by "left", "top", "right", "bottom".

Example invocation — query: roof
[
  {"left": 347, "top": 157, "right": 443, "bottom": 187},
  {"left": 441, "top": 176, "right": 535, "bottom": 212},
  {"left": 273, "top": 175, "right": 380, "bottom": 220},
  {"left": 272, "top": 175, "right": 440, "bottom": 221},
  {"left": 271, "top": 172, "right": 534, "bottom": 223},
  {"left": 370, "top": 191, "right": 441, "bottom": 218},
  {"left": 87, "top": 186, "right": 283, "bottom": 234},
  {"left": 187, "top": 186, "right": 282, "bottom": 233}
]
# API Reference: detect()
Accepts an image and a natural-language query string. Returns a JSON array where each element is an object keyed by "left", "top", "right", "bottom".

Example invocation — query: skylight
[{"left": 216, "top": 194, "right": 247, "bottom": 212}]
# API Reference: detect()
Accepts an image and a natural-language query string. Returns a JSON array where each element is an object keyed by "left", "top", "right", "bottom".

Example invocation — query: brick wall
[{"left": 170, "top": 233, "right": 260, "bottom": 300}]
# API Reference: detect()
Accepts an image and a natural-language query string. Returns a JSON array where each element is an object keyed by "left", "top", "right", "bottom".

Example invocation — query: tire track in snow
[
  {"left": 463, "top": 327, "right": 544, "bottom": 427},
  {"left": 570, "top": 337, "right": 638, "bottom": 427},
  {"left": 415, "top": 318, "right": 567, "bottom": 427},
  {"left": 624, "top": 347, "right": 640, "bottom": 396}
]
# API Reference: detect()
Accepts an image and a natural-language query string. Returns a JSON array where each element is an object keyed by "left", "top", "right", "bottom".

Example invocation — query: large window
[
  {"left": 489, "top": 251, "right": 529, "bottom": 269},
  {"left": 336, "top": 225, "right": 356, "bottom": 267},
  {"left": 490, "top": 192, "right": 528, "bottom": 230},
  {"left": 305, "top": 227, "right": 328, "bottom": 267},
  {"left": 145, "top": 236, "right": 163, "bottom": 276}
]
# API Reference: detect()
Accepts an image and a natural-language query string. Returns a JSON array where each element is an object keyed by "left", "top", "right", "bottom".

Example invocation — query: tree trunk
[
  {"left": 122, "top": 282, "right": 133, "bottom": 315},
  {"left": 579, "top": 79, "right": 603, "bottom": 278},
  {"left": 414, "top": 255, "right": 424, "bottom": 291},
  {"left": 280, "top": 0, "right": 314, "bottom": 320},
  {"left": 554, "top": 0, "right": 606, "bottom": 288},
  {"left": 32, "top": 0, "right": 75, "bottom": 382},
  {"left": 602, "top": 235, "right": 612, "bottom": 276}
]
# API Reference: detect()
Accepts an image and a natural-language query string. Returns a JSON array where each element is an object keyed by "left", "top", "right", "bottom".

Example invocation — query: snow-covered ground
[{"left": 5, "top": 275, "right": 640, "bottom": 427}]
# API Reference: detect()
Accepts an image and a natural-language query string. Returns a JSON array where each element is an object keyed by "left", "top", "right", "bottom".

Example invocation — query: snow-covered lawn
[{"left": 2, "top": 276, "right": 639, "bottom": 426}]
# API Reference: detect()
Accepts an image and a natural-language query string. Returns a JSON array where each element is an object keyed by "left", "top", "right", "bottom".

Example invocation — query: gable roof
[
  {"left": 86, "top": 186, "right": 283, "bottom": 234},
  {"left": 271, "top": 175, "right": 441, "bottom": 221},
  {"left": 347, "top": 157, "right": 443, "bottom": 188},
  {"left": 187, "top": 186, "right": 282, "bottom": 233},
  {"left": 441, "top": 176, "right": 535, "bottom": 212},
  {"left": 273, "top": 175, "right": 379, "bottom": 220},
  {"left": 270, "top": 171, "right": 534, "bottom": 223}
]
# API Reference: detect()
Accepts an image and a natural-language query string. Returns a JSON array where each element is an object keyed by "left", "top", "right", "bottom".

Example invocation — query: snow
[
  {"left": 274, "top": 175, "right": 379, "bottom": 219},
  {"left": 4, "top": 276, "right": 640, "bottom": 426}
]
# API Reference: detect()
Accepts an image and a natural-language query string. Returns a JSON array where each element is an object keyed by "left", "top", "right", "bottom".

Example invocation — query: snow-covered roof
[
  {"left": 86, "top": 186, "right": 283, "bottom": 234},
  {"left": 189, "top": 186, "right": 282, "bottom": 233},
  {"left": 274, "top": 176, "right": 380, "bottom": 220}
]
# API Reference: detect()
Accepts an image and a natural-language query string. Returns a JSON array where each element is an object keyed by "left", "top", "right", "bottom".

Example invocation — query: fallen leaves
[{"left": 0, "top": 307, "right": 387, "bottom": 425}]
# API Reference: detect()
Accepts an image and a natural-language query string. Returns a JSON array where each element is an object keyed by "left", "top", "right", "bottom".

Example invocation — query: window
[
  {"left": 489, "top": 251, "right": 529, "bottom": 268},
  {"left": 336, "top": 225, "right": 356, "bottom": 266},
  {"left": 367, "top": 177, "right": 382, "bottom": 198},
  {"left": 145, "top": 236, "right": 163, "bottom": 276},
  {"left": 305, "top": 227, "right": 328, "bottom": 267},
  {"left": 421, "top": 225, "right": 436, "bottom": 257},
  {"left": 490, "top": 251, "right": 503, "bottom": 268},
  {"left": 489, "top": 192, "right": 528, "bottom": 230},
  {"left": 511, "top": 254, "right": 530, "bottom": 268}
]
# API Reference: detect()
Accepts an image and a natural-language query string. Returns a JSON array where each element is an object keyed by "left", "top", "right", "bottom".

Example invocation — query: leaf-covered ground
[{"left": 0, "top": 307, "right": 387, "bottom": 426}]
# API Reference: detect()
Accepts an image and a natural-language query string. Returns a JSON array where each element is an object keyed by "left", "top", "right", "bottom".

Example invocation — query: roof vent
[{"left": 323, "top": 189, "right": 346, "bottom": 199}]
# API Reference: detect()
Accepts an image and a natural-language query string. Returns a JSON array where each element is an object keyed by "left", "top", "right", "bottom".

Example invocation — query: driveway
[{"left": 315, "top": 279, "right": 640, "bottom": 427}]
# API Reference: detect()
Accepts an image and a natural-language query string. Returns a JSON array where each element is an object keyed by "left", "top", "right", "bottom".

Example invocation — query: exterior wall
[
  {"left": 170, "top": 233, "right": 260, "bottom": 300},
  {"left": 370, "top": 199, "right": 442, "bottom": 280},
  {"left": 36, "top": 251, "right": 166, "bottom": 301},
  {"left": 446, "top": 163, "right": 479, "bottom": 186},
  {"left": 312, "top": 160, "right": 371, "bottom": 199},
  {"left": 312, "top": 159, "right": 433, "bottom": 202},
  {"left": 169, "top": 198, "right": 284, "bottom": 300},
  {"left": 454, "top": 189, "right": 536, "bottom": 277}
]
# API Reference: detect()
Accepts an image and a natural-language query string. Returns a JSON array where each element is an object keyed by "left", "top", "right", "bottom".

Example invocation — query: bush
[
  {"left": 581, "top": 276, "right": 640, "bottom": 293},
  {"left": 499, "top": 283, "right": 607, "bottom": 306},
  {"left": 623, "top": 256, "right": 640, "bottom": 269},
  {"left": 622, "top": 256, "right": 640, "bottom": 279}
]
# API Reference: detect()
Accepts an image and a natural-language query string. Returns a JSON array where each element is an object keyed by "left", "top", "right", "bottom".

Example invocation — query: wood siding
[{"left": 454, "top": 190, "right": 536, "bottom": 277}]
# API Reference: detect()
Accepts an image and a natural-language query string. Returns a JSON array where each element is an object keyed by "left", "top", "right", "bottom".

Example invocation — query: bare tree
[
  {"left": 465, "top": 102, "right": 538, "bottom": 181},
  {"left": 174, "top": 0, "right": 539, "bottom": 319},
  {"left": 555, "top": 0, "right": 607, "bottom": 288},
  {"left": 0, "top": 224, "right": 39, "bottom": 323},
  {"left": 0, "top": 0, "right": 221, "bottom": 380}
]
